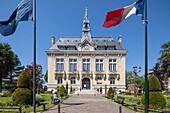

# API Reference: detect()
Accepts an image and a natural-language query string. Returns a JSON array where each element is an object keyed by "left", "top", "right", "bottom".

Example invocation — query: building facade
[{"left": 46, "top": 7, "right": 128, "bottom": 94}]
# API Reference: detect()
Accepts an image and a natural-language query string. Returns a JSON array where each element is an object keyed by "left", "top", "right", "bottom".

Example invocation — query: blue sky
[{"left": 0, "top": 0, "right": 170, "bottom": 76}]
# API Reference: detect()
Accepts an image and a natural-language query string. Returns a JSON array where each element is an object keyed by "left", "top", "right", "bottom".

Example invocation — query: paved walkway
[{"left": 43, "top": 94, "right": 135, "bottom": 113}]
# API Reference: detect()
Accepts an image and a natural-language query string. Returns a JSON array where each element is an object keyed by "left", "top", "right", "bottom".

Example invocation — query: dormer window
[
  {"left": 58, "top": 46, "right": 66, "bottom": 50},
  {"left": 98, "top": 46, "right": 105, "bottom": 50},
  {"left": 68, "top": 46, "right": 76, "bottom": 50},
  {"left": 108, "top": 46, "right": 116, "bottom": 50}
]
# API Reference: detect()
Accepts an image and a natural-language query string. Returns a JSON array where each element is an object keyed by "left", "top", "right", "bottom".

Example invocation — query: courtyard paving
[{"left": 43, "top": 94, "right": 135, "bottom": 113}]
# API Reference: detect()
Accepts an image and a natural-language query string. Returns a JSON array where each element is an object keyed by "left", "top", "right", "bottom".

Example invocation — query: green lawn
[
  {"left": 0, "top": 94, "right": 54, "bottom": 113},
  {"left": 113, "top": 94, "right": 170, "bottom": 113}
]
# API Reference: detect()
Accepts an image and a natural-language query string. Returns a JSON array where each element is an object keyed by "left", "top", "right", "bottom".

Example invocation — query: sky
[{"left": 0, "top": 0, "right": 170, "bottom": 76}]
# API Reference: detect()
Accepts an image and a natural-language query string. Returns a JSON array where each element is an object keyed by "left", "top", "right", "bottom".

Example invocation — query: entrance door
[{"left": 82, "top": 78, "right": 90, "bottom": 89}]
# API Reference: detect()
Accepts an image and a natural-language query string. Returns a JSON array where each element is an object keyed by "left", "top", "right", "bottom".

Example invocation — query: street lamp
[{"left": 132, "top": 66, "right": 142, "bottom": 97}]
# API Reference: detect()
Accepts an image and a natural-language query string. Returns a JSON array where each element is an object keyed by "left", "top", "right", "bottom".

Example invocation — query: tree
[
  {"left": 66, "top": 82, "right": 68, "bottom": 95},
  {"left": 58, "top": 85, "right": 66, "bottom": 97},
  {"left": 12, "top": 71, "right": 33, "bottom": 105},
  {"left": 126, "top": 71, "right": 144, "bottom": 96},
  {"left": 0, "top": 43, "right": 20, "bottom": 92},
  {"left": 159, "top": 41, "right": 170, "bottom": 77},
  {"left": 107, "top": 87, "right": 114, "bottom": 99},
  {"left": 151, "top": 63, "right": 167, "bottom": 90},
  {"left": 141, "top": 76, "right": 166, "bottom": 109},
  {"left": 44, "top": 70, "right": 48, "bottom": 83},
  {"left": 152, "top": 41, "right": 170, "bottom": 91},
  {"left": 25, "top": 64, "right": 45, "bottom": 93}
]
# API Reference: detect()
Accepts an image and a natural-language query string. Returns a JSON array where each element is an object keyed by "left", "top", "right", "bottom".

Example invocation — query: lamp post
[{"left": 132, "top": 66, "right": 142, "bottom": 97}]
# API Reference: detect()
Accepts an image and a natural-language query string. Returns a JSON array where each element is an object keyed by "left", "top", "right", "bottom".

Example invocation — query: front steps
[{"left": 73, "top": 89, "right": 100, "bottom": 95}]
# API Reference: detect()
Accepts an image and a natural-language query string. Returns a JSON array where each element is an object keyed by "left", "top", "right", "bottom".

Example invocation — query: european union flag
[{"left": 0, "top": 0, "right": 33, "bottom": 36}]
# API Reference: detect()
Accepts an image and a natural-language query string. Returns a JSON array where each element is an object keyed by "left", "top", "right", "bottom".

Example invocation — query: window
[
  {"left": 98, "top": 46, "right": 105, "bottom": 50},
  {"left": 82, "top": 59, "right": 90, "bottom": 71},
  {"left": 58, "top": 46, "right": 66, "bottom": 50},
  {"left": 97, "top": 77, "right": 102, "bottom": 84},
  {"left": 58, "top": 77, "right": 63, "bottom": 84},
  {"left": 108, "top": 46, "right": 116, "bottom": 50},
  {"left": 96, "top": 59, "right": 103, "bottom": 71},
  {"left": 69, "top": 59, "right": 77, "bottom": 71},
  {"left": 110, "top": 77, "right": 115, "bottom": 84},
  {"left": 109, "top": 59, "right": 117, "bottom": 71},
  {"left": 70, "top": 77, "right": 76, "bottom": 84},
  {"left": 68, "top": 46, "right": 76, "bottom": 50},
  {"left": 56, "top": 59, "right": 64, "bottom": 71}
]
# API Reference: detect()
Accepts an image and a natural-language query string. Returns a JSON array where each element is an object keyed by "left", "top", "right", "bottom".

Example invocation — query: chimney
[
  {"left": 118, "top": 35, "right": 122, "bottom": 46},
  {"left": 51, "top": 35, "right": 55, "bottom": 46}
]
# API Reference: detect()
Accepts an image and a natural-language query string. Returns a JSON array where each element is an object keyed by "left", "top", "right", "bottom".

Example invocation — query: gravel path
[{"left": 43, "top": 94, "right": 135, "bottom": 113}]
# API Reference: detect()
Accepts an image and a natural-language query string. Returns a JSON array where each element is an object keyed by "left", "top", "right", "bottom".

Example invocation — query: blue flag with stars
[{"left": 0, "top": 0, "right": 33, "bottom": 36}]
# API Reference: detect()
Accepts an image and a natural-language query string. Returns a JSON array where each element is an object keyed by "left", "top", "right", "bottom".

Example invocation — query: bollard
[
  {"left": 58, "top": 104, "right": 60, "bottom": 113},
  {"left": 119, "top": 106, "right": 122, "bottom": 113}
]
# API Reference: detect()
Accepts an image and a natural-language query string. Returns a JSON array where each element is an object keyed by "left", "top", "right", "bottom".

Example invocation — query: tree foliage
[
  {"left": 66, "top": 82, "right": 68, "bottom": 95},
  {"left": 149, "top": 74, "right": 162, "bottom": 91},
  {"left": 58, "top": 85, "right": 66, "bottom": 97},
  {"left": 12, "top": 71, "right": 32, "bottom": 105},
  {"left": 151, "top": 41, "right": 170, "bottom": 91},
  {"left": 25, "top": 64, "right": 44, "bottom": 93},
  {"left": 44, "top": 70, "right": 48, "bottom": 82},
  {"left": 17, "top": 71, "right": 31, "bottom": 88},
  {"left": 126, "top": 71, "right": 144, "bottom": 89},
  {"left": 141, "top": 76, "right": 166, "bottom": 109},
  {"left": 107, "top": 87, "right": 114, "bottom": 99},
  {"left": 0, "top": 43, "right": 20, "bottom": 92},
  {"left": 159, "top": 41, "right": 170, "bottom": 77}
]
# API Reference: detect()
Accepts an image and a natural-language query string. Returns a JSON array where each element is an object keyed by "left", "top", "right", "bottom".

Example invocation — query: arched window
[
  {"left": 58, "top": 77, "right": 63, "bottom": 84},
  {"left": 110, "top": 77, "right": 115, "bottom": 84},
  {"left": 97, "top": 77, "right": 102, "bottom": 84},
  {"left": 71, "top": 77, "right": 76, "bottom": 84}
]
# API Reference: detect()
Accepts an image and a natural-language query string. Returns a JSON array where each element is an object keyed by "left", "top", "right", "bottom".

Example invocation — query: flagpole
[
  {"left": 33, "top": 0, "right": 36, "bottom": 112},
  {"left": 144, "top": 0, "right": 149, "bottom": 112}
]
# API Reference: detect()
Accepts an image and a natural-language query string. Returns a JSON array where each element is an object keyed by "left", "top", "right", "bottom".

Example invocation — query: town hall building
[{"left": 46, "top": 7, "right": 128, "bottom": 94}]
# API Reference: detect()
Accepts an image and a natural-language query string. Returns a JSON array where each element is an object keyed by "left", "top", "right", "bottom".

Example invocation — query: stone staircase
[{"left": 73, "top": 89, "right": 99, "bottom": 95}]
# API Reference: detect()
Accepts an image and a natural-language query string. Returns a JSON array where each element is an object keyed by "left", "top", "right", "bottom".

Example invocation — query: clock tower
[{"left": 78, "top": 6, "right": 94, "bottom": 51}]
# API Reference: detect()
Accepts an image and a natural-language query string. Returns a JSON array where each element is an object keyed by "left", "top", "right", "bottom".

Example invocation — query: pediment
[{"left": 78, "top": 39, "right": 95, "bottom": 51}]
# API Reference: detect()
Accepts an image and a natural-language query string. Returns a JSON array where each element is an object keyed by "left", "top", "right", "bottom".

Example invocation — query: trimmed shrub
[
  {"left": 105, "top": 84, "right": 107, "bottom": 95},
  {"left": 141, "top": 75, "right": 166, "bottom": 109},
  {"left": 58, "top": 85, "right": 66, "bottom": 97},
  {"left": 70, "top": 86, "right": 73, "bottom": 94},
  {"left": 141, "top": 92, "right": 166, "bottom": 109},
  {"left": 36, "top": 94, "right": 45, "bottom": 105},
  {"left": 149, "top": 75, "right": 162, "bottom": 91},
  {"left": 12, "top": 71, "right": 33, "bottom": 105},
  {"left": 66, "top": 82, "right": 68, "bottom": 95},
  {"left": 12, "top": 88, "right": 33, "bottom": 105},
  {"left": 17, "top": 71, "right": 31, "bottom": 88},
  {"left": 107, "top": 87, "right": 114, "bottom": 99}
]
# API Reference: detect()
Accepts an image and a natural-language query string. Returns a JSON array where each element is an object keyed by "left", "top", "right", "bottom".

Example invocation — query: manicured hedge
[
  {"left": 12, "top": 88, "right": 33, "bottom": 105},
  {"left": 141, "top": 75, "right": 166, "bottom": 109}
]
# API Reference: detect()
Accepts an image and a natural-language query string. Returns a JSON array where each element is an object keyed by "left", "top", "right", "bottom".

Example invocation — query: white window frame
[
  {"left": 96, "top": 59, "right": 103, "bottom": 71},
  {"left": 82, "top": 59, "right": 90, "bottom": 71},
  {"left": 56, "top": 58, "right": 64, "bottom": 71},
  {"left": 109, "top": 59, "right": 117, "bottom": 72},
  {"left": 69, "top": 59, "right": 77, "bottom": 71}
]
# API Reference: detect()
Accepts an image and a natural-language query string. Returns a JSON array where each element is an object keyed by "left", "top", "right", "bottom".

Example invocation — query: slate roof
[{"left": 49, "top": 36, "right": 123, "bottom": 50}]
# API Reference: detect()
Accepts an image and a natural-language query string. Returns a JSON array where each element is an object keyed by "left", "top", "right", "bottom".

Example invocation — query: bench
[
  {"left": 0, "top": 106, "right": 22, "bottom": 113},
  {"left": 117, "top": 96, "right": 125, "bottom": 105}
]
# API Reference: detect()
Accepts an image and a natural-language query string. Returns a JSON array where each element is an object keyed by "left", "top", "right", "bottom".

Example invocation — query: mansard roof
[{"left": 49, "top": 36, "right": 123, "bottom": 50}]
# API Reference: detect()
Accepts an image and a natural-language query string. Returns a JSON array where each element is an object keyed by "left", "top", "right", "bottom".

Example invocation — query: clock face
[{"left": 85, "top": 45, "right": 88, "bottom": 50}]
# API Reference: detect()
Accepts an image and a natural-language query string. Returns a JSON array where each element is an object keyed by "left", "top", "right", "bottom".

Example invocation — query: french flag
[{"left": 103, "top": 0, "right": 144, "bottom": 28}]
